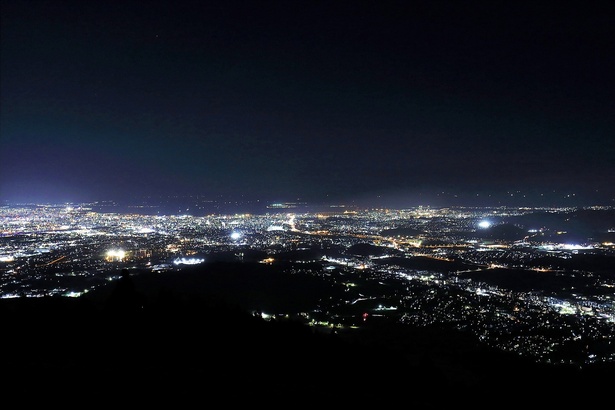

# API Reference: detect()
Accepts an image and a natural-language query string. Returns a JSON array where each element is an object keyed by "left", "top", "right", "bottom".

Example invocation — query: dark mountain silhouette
[
  {"left": 478, "top": 223, "right": 527, "bottom": 240},
  {"left": 1, "top": 262, "right": 613, "bottom": 406},
  {"left": 204, "top": 248, "right": 268, "bottom": 262},
  {"left": 528, "top": 254, "right": 615, "bottom": 278},
  {"left": 373, "top": 255, "right": 473, "bottom": 272},
  {"left": 459, "top": 267, "right": 588, "bottom": 293},
  {"left": 380, "top": 227, "right": 424, "bottom": 237},
  {"left": 346, "top": 242, "right": 402, "bottom": 257},
  {"left": 510, "top": 209, "right": 615, "bottom": 242},
  {"left": 274, "top": 248, "right": 324, "bottom": 262}
]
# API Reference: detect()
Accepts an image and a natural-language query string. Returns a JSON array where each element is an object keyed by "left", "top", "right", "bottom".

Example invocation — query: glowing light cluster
[
  {"left": 173, "top": 257, "right": 205, "bottom": 265},
  {"left": 105, "top": 249, "right": 126, "bottom": 261},
  {"left": 136, "top": 227, "right": 155, "bottom": 234},
  {"left": 267, "top": 225, "right": 284, "bottom": 231},
  {"left": 478, "top": 220, "right": 491, "bottom": 229}
]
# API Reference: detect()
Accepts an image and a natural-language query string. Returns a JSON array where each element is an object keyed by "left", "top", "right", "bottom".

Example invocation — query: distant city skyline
[
  {"left": 2, "top": 1, "right": 614, "bottom": 206},
  {"left": 1, "top": 186, "right": 613, "bottom": 212}
]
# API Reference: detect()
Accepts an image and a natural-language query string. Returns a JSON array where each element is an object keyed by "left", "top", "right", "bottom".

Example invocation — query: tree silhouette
[{"left": 105, "top": 268, "right": 143, "bottom": 315}]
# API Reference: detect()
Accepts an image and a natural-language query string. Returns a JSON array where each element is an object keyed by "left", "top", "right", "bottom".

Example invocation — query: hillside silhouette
[{"left": 1, "top": 262, "right": 613, "bottom": 406}]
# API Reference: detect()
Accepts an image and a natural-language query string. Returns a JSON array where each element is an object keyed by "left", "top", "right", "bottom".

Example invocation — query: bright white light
[
  {"left": 267, "top": 225, "right": 284, "bottom": 231},
  {"left": 562, "top": 244, "right": 592, "bottom": 250},
  {"left": 106, "top": 249, "right": 126, "bottom": 261},
  {"left": 173, "top": 257, "right": 205, "bottom": 265},
  {"left": 478, "top": 220, "right": 491, "bottom": 229},
  {"left": 230, "top": 231, "right": 242, "bottom": 240}
]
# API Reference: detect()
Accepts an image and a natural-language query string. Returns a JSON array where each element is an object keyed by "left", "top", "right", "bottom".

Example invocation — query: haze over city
[{"left": 1, "top": 1, "right": 613, "bottom": 208}]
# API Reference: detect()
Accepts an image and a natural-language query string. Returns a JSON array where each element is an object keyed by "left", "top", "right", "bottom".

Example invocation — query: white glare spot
[{"left": 478, "top": 220, "right": 491, "bottom": 229}]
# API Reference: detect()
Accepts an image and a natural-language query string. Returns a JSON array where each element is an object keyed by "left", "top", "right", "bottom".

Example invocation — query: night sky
[{"left": 1, "top": 1, "right": 614, "bottom": 207}]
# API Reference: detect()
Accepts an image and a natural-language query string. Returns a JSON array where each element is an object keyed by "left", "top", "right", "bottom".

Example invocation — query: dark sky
[{"left": 1, "top": 0, "right": 614, "bottom": 207}]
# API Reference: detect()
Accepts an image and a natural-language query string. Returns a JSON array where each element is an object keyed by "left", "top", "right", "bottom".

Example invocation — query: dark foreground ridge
[{"left": 2, "top": 265, "right": 613, "bottom": 407}]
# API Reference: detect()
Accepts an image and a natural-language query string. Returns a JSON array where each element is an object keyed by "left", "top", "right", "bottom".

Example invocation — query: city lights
[{"left": 1, "top": 202, "right": 614, "bottom": 366}]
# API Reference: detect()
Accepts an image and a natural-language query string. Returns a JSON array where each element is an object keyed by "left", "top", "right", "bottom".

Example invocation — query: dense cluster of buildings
[{"left": 1, "top": 201, "right": 614, "bottom": 366}]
